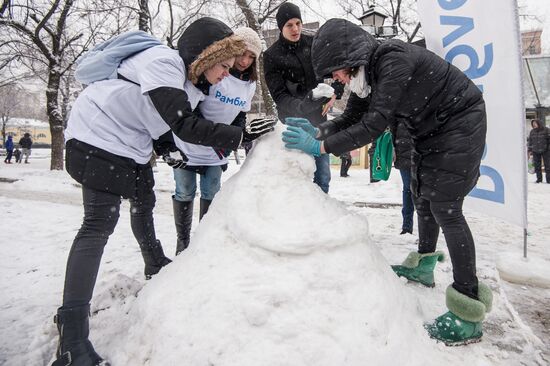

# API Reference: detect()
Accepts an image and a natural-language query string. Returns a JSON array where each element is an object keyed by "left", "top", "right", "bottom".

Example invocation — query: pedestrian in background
[
  {"left": 527, "top": 119, "right": 550, "bottom": 183},
  {"left": 339, "top": 151, "right": 352, "bottom": 177},
  {"left": 3, "top": 135, "right": 14, "bottom": 164},
  {"left": 18, "top": 132, "right": 33, "bottom": 164}
]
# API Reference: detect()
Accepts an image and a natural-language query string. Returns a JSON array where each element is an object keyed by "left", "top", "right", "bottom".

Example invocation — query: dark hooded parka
[{"left": 313, "top": 19, "right": 487, "bottom": 202}]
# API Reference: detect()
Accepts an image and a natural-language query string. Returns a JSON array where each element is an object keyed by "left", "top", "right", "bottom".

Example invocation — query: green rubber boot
[
  {"left": 391, "top": 251, "right": 445, "bottom": 287},
  {"left": 425, "top": 283, "right": 493, "bottom": 346}
]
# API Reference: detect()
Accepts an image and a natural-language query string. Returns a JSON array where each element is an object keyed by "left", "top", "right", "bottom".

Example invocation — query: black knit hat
[{"left": 276, "top": 2, "right": 302, "bottom": 31}]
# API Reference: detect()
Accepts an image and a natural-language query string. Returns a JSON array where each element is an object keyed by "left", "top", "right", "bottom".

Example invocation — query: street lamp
[{"left": 358, "top": 5, "right": 398, "bottom": 39}]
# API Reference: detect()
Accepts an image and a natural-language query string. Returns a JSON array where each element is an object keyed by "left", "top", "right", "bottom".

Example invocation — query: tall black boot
[
  {"left": 52, "top": 304, "right": 109, "bottom": 366},
  {"left": 173, "top": 197, "right": 193, "bottom": 255},
  {"left": 140, "top": 240, "right": 172, "bottom": 280},
  {"left": 199, "top": 198, "right": 212, "bottom": 221}
]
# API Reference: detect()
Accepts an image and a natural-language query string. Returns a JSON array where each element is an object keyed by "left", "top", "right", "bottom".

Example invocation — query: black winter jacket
[
  {"left": 264, "top": 33, "right": 342, "bottom": 126},
  {"left": 390, "top": 121, "right": 413, "bottom": 170},
  {"left": 528, "top": 122, "right": 550, "bottom": 154},
  {"left": 313, "top": 19, "right": 487, "bottom": 201},
  {"left": 18, "top": 136, "right": 33, "bottom": 149}
]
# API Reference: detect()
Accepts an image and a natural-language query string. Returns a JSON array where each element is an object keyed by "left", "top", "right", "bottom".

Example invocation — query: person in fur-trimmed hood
[
  {"left": 281, "top": 18, "right": 491, "bottom": 346},
  {"left": 54, "top": 17, "right": 276, "bottom": 366}
]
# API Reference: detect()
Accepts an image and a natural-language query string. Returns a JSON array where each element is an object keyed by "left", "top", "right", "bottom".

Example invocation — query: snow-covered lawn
[{"left": 0, "top": 143, "right": 548, "bottom": 365}]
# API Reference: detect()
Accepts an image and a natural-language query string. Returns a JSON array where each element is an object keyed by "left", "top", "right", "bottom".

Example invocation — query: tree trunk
[
  {"left": 138, "top": 0, "right": 150, "bottom": 32},
  {"left": 258, "top": 55, "right": 276, "bottom": 116},
  {"left": 46, "top": 68, "right": 65, "bottom": 170}
]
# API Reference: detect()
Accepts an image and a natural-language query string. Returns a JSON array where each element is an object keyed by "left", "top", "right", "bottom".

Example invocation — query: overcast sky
[{"left": 293, "top": 0, "right": 550, "bottom": 54}]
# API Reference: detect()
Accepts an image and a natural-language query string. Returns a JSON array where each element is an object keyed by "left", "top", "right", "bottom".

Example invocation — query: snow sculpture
[{"left": 110, "top": 123, "right": 455, "bottom": 365}]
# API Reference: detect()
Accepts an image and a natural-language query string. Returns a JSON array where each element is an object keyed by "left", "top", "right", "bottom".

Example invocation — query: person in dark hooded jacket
[
  {"left": 264, "top": 2, "right": 343, "bottom": 193},
  {"left": 527, "top": 119, "right": 550, "bottom": 183},
  {"left": 53, "top": 17, "right": 276, "bottom": 366},
  {"left": 282, "top": 18, "right": 492, "bottom": 346}
]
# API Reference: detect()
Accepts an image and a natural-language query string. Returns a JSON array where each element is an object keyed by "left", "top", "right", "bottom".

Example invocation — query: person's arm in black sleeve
[
  {"left": 317, "top": 93, "right": 371, "bottom": 139},
  {"left": 324, "top": 52, "right": 413, "bottom": 156},
  {"left": 152, "top": 130, "right": 177, "bottom": 156},
  {"left": 263, "top": 51, "right": 329, "bottom": 117},
  {"left": 149, "top": 86, "right": 242, "bottom": 150},
  {"left": 231, "top": 111, "right": 247, "bottom": 129}
]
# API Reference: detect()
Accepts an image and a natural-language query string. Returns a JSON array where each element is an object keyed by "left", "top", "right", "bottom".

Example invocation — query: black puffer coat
[
  {"left": 264, "top": 33, "right": 343, "bottom": 126},
  {"left": 528, "top": 120, "right": 550, "bottom": 154},
  {"left": 390, "top": 121, "right": 413, "bottom": 170},
  {"left": 313, "top": 19, "right": 487, "bottom": 202}
]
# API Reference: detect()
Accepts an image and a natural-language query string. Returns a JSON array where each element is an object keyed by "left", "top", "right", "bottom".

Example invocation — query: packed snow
[
  {"left": 311, "top": 83, "right": 335, "bottom": 99},
  {"left": 0, "top": 128, "right": 549, "bottom": 365}
]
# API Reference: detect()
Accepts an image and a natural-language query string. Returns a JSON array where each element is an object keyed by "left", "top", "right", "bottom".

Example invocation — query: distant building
[{"left": 4, "top": 118, "right": 51, "bottom": 147}]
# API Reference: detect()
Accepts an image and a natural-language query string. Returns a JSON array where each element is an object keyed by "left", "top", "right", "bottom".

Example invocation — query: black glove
[
  {"left": 162, "top": 151, "right": 188, "bottom": 169},
  {"left": 242, "top": 117, "right": 277, "bottom": 143}
]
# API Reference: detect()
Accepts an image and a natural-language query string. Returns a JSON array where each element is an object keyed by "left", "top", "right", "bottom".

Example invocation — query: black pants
[
  {"left": 63, "top": 186, "right": 158, "bottom": 307},
  {"left": 4, "top": 149, "right": 13, "bottom": 162},
  {"left": 414, "top": 196, "right": 478, "bottom": 299},
  {"left": 340, "top": 154, "right": 352, "bottom": 177},
  {"left": 532, "top": 151, "right": 550, "bottom": 183}
]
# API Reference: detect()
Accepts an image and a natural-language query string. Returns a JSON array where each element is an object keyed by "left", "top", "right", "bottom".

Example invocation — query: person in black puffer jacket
[
  {"left": 390, "top": 121, "right": 414, "bottom": 234},
  {"left": 527, "top": 119, "right": 550, "bottom": 183},
  {"left": 282, "top": 19, "right": 491, "bottom": 346},
  {"left": 264, "top": 2, "right": 344, "bottom": 193}
]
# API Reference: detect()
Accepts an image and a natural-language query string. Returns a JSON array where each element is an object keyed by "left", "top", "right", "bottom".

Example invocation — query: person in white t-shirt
[
  {"left": 171, "top": 27, "right": 262, "bottom": 256},
  {"left": 53, "top": 18, "right": 276, "bottom": 366}
]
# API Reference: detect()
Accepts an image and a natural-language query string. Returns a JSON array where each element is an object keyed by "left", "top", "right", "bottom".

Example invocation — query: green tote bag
[{"left": 371, "top": 130, "right": 393, "bottom": 181}]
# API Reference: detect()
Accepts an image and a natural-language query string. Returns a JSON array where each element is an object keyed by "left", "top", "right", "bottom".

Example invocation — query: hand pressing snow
[{"left": 311, "top": 83, "right": 335, "bottom": 100}]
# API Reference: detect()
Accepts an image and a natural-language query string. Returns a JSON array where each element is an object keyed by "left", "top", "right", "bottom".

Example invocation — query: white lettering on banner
[
  {"left": 436, "top": 0, "right": 503, "bottom": 204},
  {"left": 215, "top": 91, "right": 247, "bottom": 107}
]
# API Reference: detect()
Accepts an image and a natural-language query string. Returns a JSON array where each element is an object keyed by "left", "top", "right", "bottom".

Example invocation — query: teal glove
[
  {"left": 282, "top": 126, "right": 321, "bottom": 157},
  {"left": 285, "top": 117, "right": 319, "bottom": 138}
]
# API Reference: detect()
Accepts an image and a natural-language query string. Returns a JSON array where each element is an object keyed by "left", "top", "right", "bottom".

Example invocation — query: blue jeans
[
  {"left": 399, "top": 168, "right": 414, "bottom": 231},
  {"left": 313, "top": 154, "right": 331, "bottom": 193},
  {"left": 173, "top": 166, "right": 223, "bottom": 202}
]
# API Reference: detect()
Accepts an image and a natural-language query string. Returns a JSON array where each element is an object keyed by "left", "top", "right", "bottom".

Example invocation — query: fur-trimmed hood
[{"left": 178, "top": 17, "right": 246, "bottom": 84}]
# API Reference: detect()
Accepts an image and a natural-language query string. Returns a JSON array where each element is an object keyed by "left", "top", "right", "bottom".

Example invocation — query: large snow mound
[{"left": 105, "top": 124, "right": 456, "bottom": 365}]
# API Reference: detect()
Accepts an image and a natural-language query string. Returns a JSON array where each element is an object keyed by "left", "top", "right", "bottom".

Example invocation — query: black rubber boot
[
  {"left": 199, "top": 198, "right": 212, "bottom": 221},
  {"left": 140, "top": 240, "right": 172, "bottom": 280},
  {"left": 173, "top": 197, "right": 193, "bottom": 255},
  {"left": 52, "top": 304, "right": 109, "bottom": 366}
]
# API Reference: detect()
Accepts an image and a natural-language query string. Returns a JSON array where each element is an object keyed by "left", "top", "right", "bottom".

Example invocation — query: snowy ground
[{"left": 0, "top": 143, "right": 549, "bottom": 366}]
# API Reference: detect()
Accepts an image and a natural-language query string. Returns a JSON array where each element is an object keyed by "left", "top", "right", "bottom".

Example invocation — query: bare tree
[
  {"left": 138, "top": 0, "right": 151, "bottom": 32},
  {"left": 0, "top": 0, "right": 136, "bottom": 170},
  {"left": 148, "top": 0, "right": 210, "bottom": 48},
  {"left": 337, "top": 0, "right": 420, "bottom": 42},
  {"left": 0, "top": 83, "right": 23, "bottom": 146}
]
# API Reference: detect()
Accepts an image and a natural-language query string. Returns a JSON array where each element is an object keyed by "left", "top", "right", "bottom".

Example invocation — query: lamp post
[{"left": 358, "top": 5, "right": 398, "bottom": 39}]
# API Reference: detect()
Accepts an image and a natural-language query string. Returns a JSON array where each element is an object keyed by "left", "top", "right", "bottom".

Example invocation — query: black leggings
[
  {"left": 414, "top": 196, "right": 478, "bottom": 299},
  {"left": 63, "top": 186, "right": 158, "bottom": 307}
]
